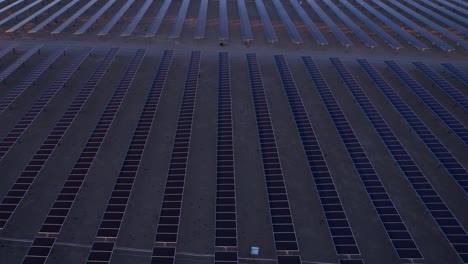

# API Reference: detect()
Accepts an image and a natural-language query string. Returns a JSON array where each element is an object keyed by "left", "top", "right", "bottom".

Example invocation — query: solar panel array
[
  {"left": 0, "top": 47, "right": 66, "bottom": 115},
  {"left": 195, "top": 0, "right": 208, "bottom": 39},
  {"left": 385, "top": 61, "right": 468, "bottom": 145},
  {"left": 98, "top": 0, "right": 134, "bottom": 36},
  {"left": 237, "top": 0, "right": 253, "bottom": 42},
  {"left": 255, "top": 0, "right": 278, "bottom": 43},
  {"left": 20, "top": 48, "right": 145, "bottom": 264},
  {"left": 75, "top": 0, "right": 117, "bottom": 35},
  {"left": 289, "top": 0, "right": 327, "bottom": 45},
  {"left": 272, "top": 0, "right": 302, "bottom": 44},
  {"left": 330, "top": 57, "right": 468, "bottom": 264},
  {"left": 219, "top": 0, "right": 229, "bottom": 41},
  {"left": 6, "top": 0, "right": 61, "bottom": 33},
  {"left": 145, "top": 0, "right": 171, "bottom": 37},
  {"left": 51, "top": 0, "right": 98, "bottom": 34},
  {"left": 358, "top": 59, "right": 468, "bottom": 194},
  {"left": 0, "top": 45, "right": 42, "bottom": 83},
  {"left": 248, "top": 53, "right": 301, "bottom": 264},
  {"left": 151, "top": 51, "right": 201, "bottom": 264},
  {"left": 421, "top": 0, "right": 468, "bottom": 25},
  {"left": 0, "top": 47, "right": 91, "bottom": 162},
  {"left": 273, "top": 55, "right": 364, "bottom": 263},
  {"left": 29, "top": 0, "right": 80, "bottom": 33},
  {"left": 169, "top": 0, "right": 191, "bottom": 38},
  {"left": 441, "top": 63, "right": 468, "bottom": 85},
  {"left": 0, "top": 47, "right": 118, "bottom": 230},
  {"left": 413, "top": 62, "right": 468, "bottom": 111},
  {"left": 214, "top": 52, "right": 238, "bottom": 264},
  {"left": 0, "top": 0, "right": 42, "bottom": 26},
  {"left": 121, "top": 0, "right": 152, "bottom": 36},
  {"left": 86, "top": 49, "right": 173, "bottom": 264}
]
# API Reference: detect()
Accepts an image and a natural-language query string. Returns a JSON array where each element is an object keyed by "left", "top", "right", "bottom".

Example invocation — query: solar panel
[
  {"left": 52, "top": 0, "right": 99, "bottom": 34},
  {"left": 434, "top": 0, "right": 468, "bottom": 11},
  {"left": 248, "top": 53, "right": 301, "bottom": 262},
  {"left": 146, "top": 0, "right": 171, "bottom": 37},
  {"left": 75, "top": 0, "right": 117, "bottom": 34},
  {"left": 272, "top": 0, "right": 302, "bottom": 44},
  {"left": 169, "top": 0, "right": 191, "bottom": 38},
  {"left": 441, "top": 63, "right": 468, "bottom": 86},
  {"left": 385, "top": 61, "right": 468, "bottom": 144},
  {"left": 331, "top": 57, "right": 468, "bottom": 264},
  {"left": 0, "top": 0, "right": 42, "bottom": 26},
  {"left": 413, "top": 62, "right": 468, "bottom": 111},
  {"left": 219, "top": 0, "right": 228, "bottom": 40},
  {"left": 0, "top": 44, "right": 15, "bottom": 59},
  {"left": 121, "top": 0, "right": 152, "bottom": 36},
  {"left": 98, "top": 0, "right": 135, "bottom": 36},
  {"left": 401, "top": 0, "right": 467, "bottom": 35},
  {"left": 354, "top": 0, "right": 427, "bottom": 51},
  {"left": 193, "top": 0, "right": 208, "bottom": 39},
  {"left": 86, "top": 50, "right": 173, "bottom": 263},
  {"left": 29, "top": 0, "right": 80, "bottom": 33},
  {"left": 339, "top": 0, "right": 401, "bottom": 49},
  {"left": 323, "top": 0, "right": 376, "bottom": 48},
  {"left": 289, "top": 0, "right": 327, "bottom": 45},
  {"left": 237, "top": 0, "right": 253, "bottom": 42},
  {"left": 0, "top": 45, "right": 42, "bottom": 83},
  {"left": 6, "top": 0, "right": 61, "bottom": 32},
  {"left": 371, "top": 0, "right": 454, "bottom": 52},
  {"left": 0, "top": 47, "right": 66, "bottom": 116},
  {"left": 0, "top": 0, "right": 25, "bottom": 15},
  {"left": 214, "top": 52, "right": 238, "bottom": 262},
  {"left": 271, "top": 54, "right": 362, "bottom": 261},
  {"left": 451, "top": 0, "right": 468, "bottom": 9},
  {"left": 20, "top": 49, "right": 144, "bottom": 264},
  {"left": 420, "top": 0, "right": 468, "bottom": 25},
  {"left": 358, "top": 59, "right": 468, "bottom": 194},
  {"left": 306, "top": 0, "right": 352, "bottom": 47},
  {"left": 387, "top": 0, "right": 468, "bottom": 48},
  {"left": 152, "top": 51, "right": 201, "bottom": 264},
  {"left": 254, "top": 0, "right": 278, "bottom": 43}
]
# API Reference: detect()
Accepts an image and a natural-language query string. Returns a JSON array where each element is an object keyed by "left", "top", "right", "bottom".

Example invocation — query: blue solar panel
[
  {"left": 385, "top": 61, "right": 468, "bottom": 144},
  {"left": 452, "top": 0, "right": 468, "bottom": 8},
  {"left": 254, "top": 0, "right": 278, "bottom": 42},
  {"left": 219, "top": 0, "right": 228, "bottom": 40},
  {"left": 75, "top": 0, "right": 117, "bottom": 35},
  {"left": 421, "top": 0, "right": 468, "bottom": 25},
  {"left": 0, "top": 0, "right": 42, "bottom": 26},
  {"left": 272, "top": 0, "right": 302, "bottom": 43},
  {"left": 6, "top": 0, "right": 61, "bottom": 32},
  {"left": 331, "top": 58, "right": 468, "bottom": 264},
  {"left": 339, "top": 0, "right": 401, "bottom": 49},
  {"left": 401, "top": 0, "right": 467, "bottom": 35},
  {"left": 435, "top": 0, "right": 468, "bottom": 11},
  {"left": 146, "top": 0, "right": 171, "bottom": 37},
  {"left": 194, "top": 0, "right": 208, "bottom": 39},
  {"left": 169, "top": 0, "right": 190, "bottom": 38},
  {"left": 29, "top": 0, "right": 80, "bottom": 33},
  {"left": 289, "top": 0, "right": 327, "bottom": 45},
  {"left": 413, "top": 62, "right": 468, "bottom": 111},
  {"left": 272, "top": 55, "right": 362, "bottom": 260},
  {"left": 306, "top": 0, "right": 352, "bottom": 47},
  {"left": 0, "top": 45, "right": 42, "bottom": 83},
  {"left": 121, "top": 0, "right": 153, "bottom": 36},
  {"left": 52, "top": 0, "right": 98, "bottom": 34},
  {"left": 237, "top": 0, "right": 253, "bottom": 42},
  {"left": 371, "top": 0, "right": 454, "bottom": 52},
  {"left": 358, "top": 59, "right": 468, "bottom": 194},
  {"left": 355, "top": 0, "right": 427, "bottom": 50},
  {"left": 323, "top": 0, "right": 376, "bottom": 48},
  {"left": 98, "top": 0, "right": 135, "bottom": 36},
  {"left": 301, "top": 56, "right": 422, "bottom": 260},
  {"left": 388, "top": 0, "right": 467, "bottom": 48},
  {"left": 0, "top": 0, "right": 25, "bottom": 15},
  {"left": 441, "top": 63, "right": 468, "bottom": 86}
]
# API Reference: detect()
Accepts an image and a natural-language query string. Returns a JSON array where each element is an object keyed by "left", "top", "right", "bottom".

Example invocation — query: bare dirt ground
[{"left": 0, "top": 0, "right": 466, "bottom": 263}]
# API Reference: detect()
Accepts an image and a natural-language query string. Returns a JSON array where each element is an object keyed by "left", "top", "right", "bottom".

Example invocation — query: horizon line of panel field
[{"left": 0, "top": 0, "right": 467, "bottom": 51}]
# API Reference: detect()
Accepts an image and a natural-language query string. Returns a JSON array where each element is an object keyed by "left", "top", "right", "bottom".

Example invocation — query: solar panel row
[
  {"left": 371, "top": 0, "right": 454, "bottom": 52},
  {"left": 413, "top": 62, "right": 468, "bottom": 111},
  {"left": 435, "top": 0, "right": 468, "bottom": 11},
  {"left": 401, "top": 0, "right": 467, "bottom": 35},
  {"left": 421, "top": 0, "right": 468, "bottom": 25},
  {"left": 441, "top": 63, "right": 468, "bottom": 86},
  {"left": 248, "top": 54, "right": 301, "bottom": 264},
  {"left": 194, "top": 0, "right": 208, "bottom": 39},
  {"left": 385, "top": 61, "right": 468, "bottom": 145},
  {"left": 0, "top": 0, "right": 42, "bottom": 26},
  {"left": 170, "top": 0, "right": 191, "bottom": 38},
  {"left": 255, "top": 0, "right": 278, "bottom": 43},
  {"left": 388, "top": 0, "right": 468, "bottom": 49},
  {"left": 303, "top": 56, "right": 422, "bottom": 260},
  {"left": 0, "top": 44, "right": 15, "bottom": 59},
  {"left": 86, "top": 49, "right": 174, "bottom": 264},
  {"left": 121, "top": 0, "right": 153, "bottom": 36},
  {"left": 98, "top": 0, "right": 135, "bottom": 36},
  {"left": 75, "top": 0, "right": 117, "bottom": 35},
  {"left": 0, "top": 0, "right": 25, "bottom": 15},
  {"left": 306, "top": 0, "right": 352, "bottom": 47},
  {"left": 323, "top": 0, "right": 376, "bottom": 48},
  {"left": 21, "top": 48, "right": 146, "bottom": 264},
  {"left": 151, "top": 51, "right": 201, "bottom": 264},
  {"left": 0, "top": 48, "right": 118, "bottom": 231},
  {"left": 354, "top": 0, "right": 427, "bottom": 51},
  {"left": 6, "top": 0, "right": 61, "bottom": 33},
  {"left": 0, "top": 45, "right": 42, "bottom": 83},
  {"left": 330, "top": 58, "right": 468, "bottom": 264},
  {"left": 0, "top": 47, "right": 66, "bottom": 116},
  {"left": 219, "top": 0, "right": 229, "bottom": 40},
  {"left": 339, "top": 0, "right": 401, "bottom": 49},
  {"left": 358, "top": 59, "right": 468, "bottom": 194},
  {"left": 237, "top": 0, "right": 253, "bottom": 42},
  {"left": 146, "top": 0, "right": 171, "bottom": 37},
  {"left": 52, "top": 0, "right": 99, "bottom": 34},
  {"left": 0, "top": 47, "right": 91, "bottom": 162},
  {"left": 289, "top": 0, "right": 327, "bottom": 45},
  {"left": 272, "top": 0, "right": 302, "bottom": 44},
  {"left": 272, "top": 55, "right": 362, "bottom": 263},
  {"left": 29, "top": 0, "right": 80, "bottom": 33},
  {"left": 214, "top": 52, "right": 238, "bottom": 264}
]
